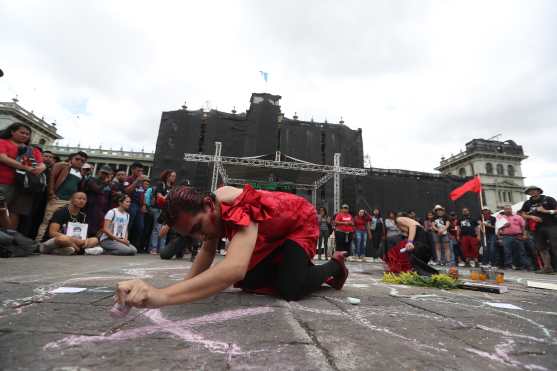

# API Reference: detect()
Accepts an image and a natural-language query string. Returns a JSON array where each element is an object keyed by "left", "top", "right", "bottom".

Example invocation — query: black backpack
[
  {"left": 0, "top": 229, "right": 40, "bottom": 258},
  {"left": 15, "top": 145, "right": 47, "bottom": 194}
]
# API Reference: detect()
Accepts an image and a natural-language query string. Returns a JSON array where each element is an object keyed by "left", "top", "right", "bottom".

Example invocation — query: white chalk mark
[{"left": 465, "top": 339, "right": 548, "bottom": 370}]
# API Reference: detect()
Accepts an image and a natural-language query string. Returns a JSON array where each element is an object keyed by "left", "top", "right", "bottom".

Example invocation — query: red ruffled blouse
[{"left": 219, "top": 184, "right": 319, "bottom": 271}]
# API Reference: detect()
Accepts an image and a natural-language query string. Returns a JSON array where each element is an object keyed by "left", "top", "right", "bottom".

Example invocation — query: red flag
[{"left": 450, "top": 176, "right": 482, "bottom": 201}]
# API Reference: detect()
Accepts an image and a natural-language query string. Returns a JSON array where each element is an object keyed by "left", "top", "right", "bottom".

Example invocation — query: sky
[{"left": 1, "top": 0, "right": 556, "bottom": 195}]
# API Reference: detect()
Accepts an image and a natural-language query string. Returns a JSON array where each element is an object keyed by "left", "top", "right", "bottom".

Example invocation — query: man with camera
[{"left": 519, "top": 186, "right": 557, "bottom": 273}]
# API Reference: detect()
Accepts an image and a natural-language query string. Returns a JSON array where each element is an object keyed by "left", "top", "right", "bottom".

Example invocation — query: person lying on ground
[{"left": 116, "top": 184, "right": 349, "bottom": 308}]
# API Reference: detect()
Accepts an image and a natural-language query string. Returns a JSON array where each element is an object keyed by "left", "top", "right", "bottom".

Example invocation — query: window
[
  {"left": 507, "top": 165, "right": 515, "bottom": 177},
  {"left": 458, "top": 168, "right": 466, "bottom": 177},
  {"left": 508, "top": 192, "right": 513, "bottom": 203},
  {"left": 485, "top": 163, "right": 493, "bottom": 175},
  {"left": 496, "top": 164, "right": 504, "bottom": 175}
]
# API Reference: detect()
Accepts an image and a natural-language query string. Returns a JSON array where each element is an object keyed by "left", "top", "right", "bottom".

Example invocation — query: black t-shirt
[
  {"left": 433, "top": 216, "right": 448, "bottom": 234},
  {"left": 520, "top": 195, "right": 557, "bottom": 226},
  {"left": 479, "top": 216, "right": 496, "bottom": 236},
  {"left": 44, "top": 206, "right": 87, "bottom": 241},
  {"left": 459, "top": 217, "right": 478, "bottom": 236}
]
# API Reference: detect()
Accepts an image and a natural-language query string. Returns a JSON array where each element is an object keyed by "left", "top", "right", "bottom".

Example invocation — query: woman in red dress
[{"left": 116, "top": 184, "right": 349, "bottom": 308}]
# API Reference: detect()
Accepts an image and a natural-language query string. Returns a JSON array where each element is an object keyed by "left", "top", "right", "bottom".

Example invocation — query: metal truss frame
[{"left": 185, "top": 142, "right": 367, "bottom": 212}]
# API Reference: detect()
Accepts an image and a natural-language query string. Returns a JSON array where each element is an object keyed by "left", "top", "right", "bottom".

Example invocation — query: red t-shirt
[
  {"left": 354, "top": 214, "right": 370, "bottom": 231},
  {"left": 335, "top": 212, "right": 355, "bottom": 233},
  {"left": 0, "top": 139, "right": 43, "bottom": 185}
]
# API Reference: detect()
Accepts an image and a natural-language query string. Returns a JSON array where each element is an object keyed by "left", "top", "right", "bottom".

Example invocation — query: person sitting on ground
[
  {"left": 99, "top": 194, "right": 137, "bottom": 255},
  {"left": 159, "top": 228, "right": 202, "bottom": 261},
  {"left": 383, "top": 212, "right": 438, "bottom": 276},
  {"left": 116, "top": 184, "right": 349, "bottom": 308},
  {"left": 40, "top": 192, "right": 99, "bottom": 256}
]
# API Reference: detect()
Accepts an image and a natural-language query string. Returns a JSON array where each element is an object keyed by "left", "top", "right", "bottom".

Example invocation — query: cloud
[{"left": 0, "top": 0, "right": 555, "bottom": 195}]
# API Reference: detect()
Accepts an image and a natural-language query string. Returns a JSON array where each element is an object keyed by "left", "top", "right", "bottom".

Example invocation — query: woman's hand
[
  {"left": 404, "top": 241, "right": 415, "bottom": 251},
  {"left": 116, "top": 279, "right": 168, "bottom": 308}
]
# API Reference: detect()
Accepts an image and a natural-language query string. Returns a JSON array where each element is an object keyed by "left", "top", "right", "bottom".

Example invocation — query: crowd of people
[
  {"left": 316, "top": 186, "right": 557, "bottom": 274},
  {"left": 0, "top": 122, "right": 181, "bottom": 257},
  {"left": 1, "top": 122, "right": 556, "bottom": 275}
]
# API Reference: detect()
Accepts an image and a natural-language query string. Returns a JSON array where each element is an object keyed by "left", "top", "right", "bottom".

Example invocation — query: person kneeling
[
  {"left": 116, "top": 184, "right": 349, "bottom": 308},
  {"left": 40, "top": 192, "right": 99, "bottom": 256},
  {"left": 99, "top": 194, "right": 137, "bottom": 255}
]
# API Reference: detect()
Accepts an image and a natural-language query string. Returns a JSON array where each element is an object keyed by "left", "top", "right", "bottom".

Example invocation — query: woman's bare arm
[
  {"left": 185, "top": 238, "right": 218, "bottom": 280},
  {"left": 117, "top": 222, "right": 258, "bottom": 308}
]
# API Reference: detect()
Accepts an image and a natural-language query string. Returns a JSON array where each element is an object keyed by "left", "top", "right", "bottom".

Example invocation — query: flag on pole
[
  {"left": 259, "top": 71, "right": 269, "bottom": 82},
  {"left": 450, "top": 176, "right": 482, "bottom": 201}
]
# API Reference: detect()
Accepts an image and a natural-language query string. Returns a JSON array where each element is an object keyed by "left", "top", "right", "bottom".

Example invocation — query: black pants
[
  {"left": 241, "top": 240, "right": 341, "bottom": 301},
  {"left": 334, "top": 231, "right": 352, "bottom": 255},
  {"left": 160, "top": 235, "right": 201, "bottom": 260},
  {"left": 535, "top": 225, "right": 557, "bottom": 270}
]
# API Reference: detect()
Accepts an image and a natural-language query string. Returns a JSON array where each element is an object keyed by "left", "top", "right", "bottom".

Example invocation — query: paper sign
[
  {"left": 49, "top": 287, "right": 87, "bottom": 294},
  {"left": 66, "top": 222, "right": 88, "bottom": 240},
  {"left": 485, "top": 302, "right": 523, "bottom": 310}
]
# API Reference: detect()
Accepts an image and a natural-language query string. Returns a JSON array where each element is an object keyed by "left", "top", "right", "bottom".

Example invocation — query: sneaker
[
  {"left": 84, "top": 246, "right": 103, "bottom": 256},
  {"left": 458, "top": 262, "right": 466, "bottom": 267},
  {"left": 469, "top": 261, "right": 476, "bottom": 268},
  {"left": 325, "top": 251, "right": 349, "bottom": 290}
]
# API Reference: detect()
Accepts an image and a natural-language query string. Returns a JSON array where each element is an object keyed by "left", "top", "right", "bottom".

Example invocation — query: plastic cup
[
  {"left": 495, "top": 271, "right": 505, "bottom": 284},
  {"left": 470, "top": 269, "right": 480, "bottom": 281}
]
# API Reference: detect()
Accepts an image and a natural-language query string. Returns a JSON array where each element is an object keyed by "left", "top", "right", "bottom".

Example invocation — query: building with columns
[
  {"left": 436, "top": 138, "right": 528, "bottom": 211},
  {"left": 0, "top": 99, "right": 153, "bottom": 176}
]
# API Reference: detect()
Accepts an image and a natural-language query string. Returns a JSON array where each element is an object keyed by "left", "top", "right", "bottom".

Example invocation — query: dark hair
[
  {"left": 161, "top": 186, "right": 215, "bottom": 226},
  {"left": 159, "top": 169, "right": 176, "bottom": 184},
  {"left": 387, "top": 211, "right": 396, "bottom": 219},
  {"left": 131, "top": 162, "right": 144, "bottom": 169},
  {"left": 0, "top": 122, "right": 32, "bottom": 144},
  {"left": 318, "top": 207, "right": 327, "bottom": 215},
  {"left": 43, "top": 150, "right": 54, "bottom": 155},
  {"left": 114, "top": 193, "right": 130, "bottom": 205},
  {"left": 396, "top": 211, "right": 409, "bottom": 218},
  {"left": 69, "top": 151, "right": 88, "bottom": 161}
]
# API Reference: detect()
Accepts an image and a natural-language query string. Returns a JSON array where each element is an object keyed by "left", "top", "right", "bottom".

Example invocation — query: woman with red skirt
[{"left": 116, "top": 184, "right": 349, "bottom": 307}]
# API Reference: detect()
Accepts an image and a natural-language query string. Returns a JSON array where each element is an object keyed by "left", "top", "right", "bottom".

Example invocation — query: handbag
[{"left": 15, "top": 145, "right": 47, "bottom": 194}]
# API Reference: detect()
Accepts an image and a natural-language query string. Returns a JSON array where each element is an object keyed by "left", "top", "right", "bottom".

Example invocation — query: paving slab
[{"left": 1, "top": 255, "right": 556, "bottom": 370}]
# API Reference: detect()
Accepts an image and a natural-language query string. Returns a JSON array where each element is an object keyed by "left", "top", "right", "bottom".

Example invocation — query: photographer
[{"left": 519, "top": 186, "right": 557, "bottom": 273}]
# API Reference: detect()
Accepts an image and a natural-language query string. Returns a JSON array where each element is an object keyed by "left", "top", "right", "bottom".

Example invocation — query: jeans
[
  {"left": 128, "top": 203, "right": 144, "bottom": 251},
  {"left": 100, "top": 239, "right": 137, "bottom": 255},
  {"left": 318, "top": 230, "right": 329, "bottom": 257},
  {"left": 149, "top": 208, "right": 166, "bottom": 253},
  {"left": 354, "top": 230, "right": 367, "bottom": 257},
  {"left": 500, "top": 236, "right": 530, "bottom": 269},
  {"left": 481, "top": 234, "right": 497, "bottom": 266}
]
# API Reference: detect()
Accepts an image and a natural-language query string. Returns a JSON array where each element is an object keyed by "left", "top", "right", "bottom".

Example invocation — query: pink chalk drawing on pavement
[{"left": 44, "top": 306, "right": 274, "bottom": 358}]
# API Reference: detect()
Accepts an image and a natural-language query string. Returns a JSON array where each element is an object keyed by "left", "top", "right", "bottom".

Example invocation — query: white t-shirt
[{"left": 101, "top": 208, "right": 130, "bottom": 241}]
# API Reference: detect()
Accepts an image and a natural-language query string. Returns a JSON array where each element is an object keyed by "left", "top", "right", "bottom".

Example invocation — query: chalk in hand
[
  {"left": 110, "top": 302, "right": 131, "bottom": 318},
  {"left": 399, "top": 247, "right": 407, "bottom": 253}
]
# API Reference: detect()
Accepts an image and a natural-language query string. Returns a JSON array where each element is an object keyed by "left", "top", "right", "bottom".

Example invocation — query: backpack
[
  {"left": 0, "top": 229, "right": 40, "bottom": 258},
  {"left": 15, "top": 145, "right": 47, "bottom": 194}
]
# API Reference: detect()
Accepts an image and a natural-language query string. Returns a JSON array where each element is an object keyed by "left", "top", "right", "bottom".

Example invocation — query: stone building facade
[
  {"left": 436, "top": 139, "right": 528, "bottom": 211},
  {"left": 0, "top": 99, "right": 153, "bottom": 176}
]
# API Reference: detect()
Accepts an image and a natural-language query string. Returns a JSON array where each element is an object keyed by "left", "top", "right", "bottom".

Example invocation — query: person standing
[
  {"left": 431, "top": 205, "right": 451, "bottom": 266},
  {"left": 35, "top": 151, "right": 88, "bottom": 241},
  {"left": 458, "top": 208, "right": 480, "bottom": 268},
  {"left": 479, "top": 208, "right": 497, "bottom": 267},
  {"left": 147, "top": 169, "right": 176, "bottom": 254},
  {"left": 497, "top": 205, "right": 531, "bottom": 270},
  {"left": 519, "top": 186, "right": 557, "bottom": 273},
  {"left": 369, "top": 208, "right": 385, "bottom": 261},
  {"left": 0, "top": 123, "right": 46, "bottom": 230},
  {"left": 111, "top": 170, "right": 127, "bottom": 207},
  {"left": 124, "top": 162, "right": 147, "bottom": 252},
  {"left": 334, "top": 204, "right": 354, "bottom": 256},
  {"left": 82, "top": 166, "right": 113, "bottom": 237},
  {"left": 448, "top": 212, "right": 463, "bottom": 267},
  {"left": 317, "top": 207, "right": 331, "bottom": 260},
  {"left": 353, "top": 209, "right": 372, "bottom": 261},
  {"left": 99, "top": 194, "right": 137, "bottom": 255}
]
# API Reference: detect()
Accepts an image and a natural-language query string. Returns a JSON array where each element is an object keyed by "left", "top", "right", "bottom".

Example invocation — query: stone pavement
[{"left": 1, "top": 255, "right": 556, "bottom": 371}]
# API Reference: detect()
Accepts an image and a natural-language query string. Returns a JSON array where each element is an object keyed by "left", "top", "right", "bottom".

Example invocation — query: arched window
[
  {"left": 39, "top": 138, "right": 46, "bottom": 145},
  {"left": 496, "top": 164, "right": 504, "bottom": 175},
  {"left": 507, "top": 165, "right": 515, "bottom": 177},
  {"left": 485, "top": 163, "right": 493, "bottom": 175},
  {"left": 458, "top": 168, "right": 466, "bottom": 177}
]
